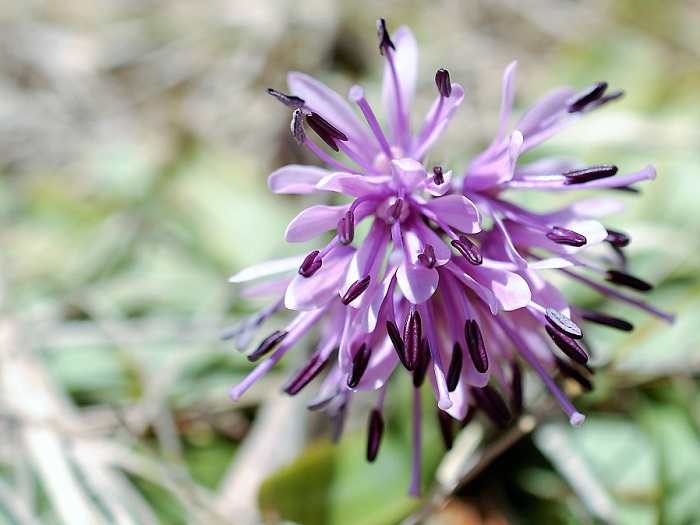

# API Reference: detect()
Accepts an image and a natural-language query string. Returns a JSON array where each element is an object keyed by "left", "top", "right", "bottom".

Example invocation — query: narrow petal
[
  {"left": 268, "top": 164, "right": 332, "bottom": 194},
  {"left": 516, "top": 86, "right": 576, "bottom": 138},
  {"left": 411, "top": 84, "right": 466, "bottom": 160},
  {"left": 383, "top": 26, "right": 417, "bottom": 148},
  {"left": 285, "top": 247, "right": 354, "bottom": 310},
  {"left": 423, "top": 195, "right": 481, "bottom": 234},
  {"left": 285, "top": 204, "right": 350, "bottom": 243},
  {"left": 317, "top": 171, "right": 390, "bottom": 197},
  {"left": 229, "top": 255, "right": 302, "bottom": 283},
  {"left": 470, "top": 266, "right": 532, "bottom": 311}
]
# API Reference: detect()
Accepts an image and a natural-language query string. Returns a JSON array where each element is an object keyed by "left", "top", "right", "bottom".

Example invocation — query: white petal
[{"left": 229, "top": 255, "right": 302, "bottom": 283}]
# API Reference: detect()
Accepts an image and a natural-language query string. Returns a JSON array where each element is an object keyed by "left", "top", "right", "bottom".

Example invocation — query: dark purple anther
[
  {"left": 545, "top": 326, "right": 589, "bottom": 365},
  {"left": 341, "top": 275, "right": 371, "bottom": 305},
  {"left": 567, "top": 82, "right": 608, "bottom": 113},
  {"left": 247, "top": 330, "right": 287, "bottom": 362},
  {"left": 446, "top": 343, "right": 463, "bottom": 392},
  {"left": 605, "top": 229, "right": 630, "bottom": 248},
  {"left": 564, "top": 164, "right": 618, "bottom": 185},
  {"left": 605, "top": 270, "right": 653, "bottom": 292},
  {"left": 511, "top": 364, "right": 523, "bottom": 414},
  {"left": 376, "top": 18, "right": 395, "bottom": 56},
  {"left": 266, "top": 88, "right": 305, "bottom": 109},
  {"left": 412, "top": 338, "right": 431, "bottom": 388},
  {"left": 556, "top": 358, "right": 593, "bottom": 392},
  {"left": 432, "top": 166, "right": 444, "bottom": 185},
  {"left": 464, "top": 319, "right": 489, "bottom": 373},
  {"left": 437, "top": 410, "right": 454, "bottom": 450},
  {"left": 435, "top": 68, "right": 452, "bottom": 98},
  {"left": 366, "top": 409, "right": 384, "bottom": 462},
  {"left": 284, "top": 351, "right": 331, "bottom": 395},
  {"left": 545, "top": 308, "right": 584, "bottom": 339},
  {"left": 474, "top": 385, "right": 511, "bottom": 428},
  {"left": 451, "top": 235, "right": 483, "bottom": 265},
  {"left": 402, "top": 310, "right": 422, "bottom": 371},
  {"left": 580, "top": 311, "right": 634, "bottom": 331},
  {"left": 299, "top": 250, "right": 322, "bottom": 277},
  {"left": 337, "top": 210, "right": 355, "bottom": 245},
  {"left": 305, "top": 112, "right": 348, "bottom": 152},
  {"left": 290, "top": 108, "right": 306, "bottom": 145},
  {"left": 386, "top": 198, "right": 404, "bottom": 226},
  {"left": 417, "top": 244, "right": 436, "bottom": 269},
  {"left": 347, "top": 343, "right": 372, "bottom": 388},
  {"left": 546, "top": 226, "right": 587, "bottom": 247},
  {"left": 386, "top": 320, "right": 406, "bottom": 367}
]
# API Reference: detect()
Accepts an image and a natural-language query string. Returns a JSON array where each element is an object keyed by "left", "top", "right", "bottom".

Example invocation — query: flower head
[{"left": 226, "top": 20, "right": 669, "bottom": 496}]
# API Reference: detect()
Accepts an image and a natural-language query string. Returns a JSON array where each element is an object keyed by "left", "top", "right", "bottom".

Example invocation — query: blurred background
[{"left": 1, "top": 0, "right": 698, "bottom": 523}]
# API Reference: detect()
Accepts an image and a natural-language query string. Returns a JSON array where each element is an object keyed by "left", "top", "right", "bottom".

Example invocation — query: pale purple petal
[
  {"left": 423, "top": 195, "right": 481, "bottom": 234},
  {"left": 285, "top": 204, "right": 350, "bottom": 242},
  {"left": 516, "top": 86, "right": 575, "bottom": 138},
  {"left": 285, "top": 248, "right": 354, "bottom": 311},
  {"left": 390, "top": 158, "right": 426, "bottom": 190},
  {"left": 268, "top": 164, "right": 332, "bottom": 194},
  {"left": 229, "top": 255, "right": 303, "bottom": 283},
  {"left": 317, "top": 171, "right": 390, "bottom": 197},
  {"left": 383, "top": 26, "right": 417, "bottom": 149},
  {"left": 411, "top": 84, "right": 466, "bottom": 160},
  {"left": 349, "top": 337, "right": 399, "bottom": 391},
  {"left": 470, "top": 266, "right": 532, "bottom": 311},
  {"left": 397, "top": 262, "right": 439, "bottom": 304},
  {"left": 421, "top": 169, "right": 452, "bottom": 196},
  {"left": 361, "top": 265, "right": 397, "bottom": 333}
]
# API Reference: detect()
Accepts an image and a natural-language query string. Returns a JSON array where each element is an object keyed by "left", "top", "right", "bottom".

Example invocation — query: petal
[
  {"left": 339, "top": 222, "right": 390, "bottom": 309},
  {"left": 516, "top": 86, "right": 575, "bottom": 138},
  {"left": 268, "top": 164, "right": 332, "bottom": 194},
  {"left": 421, "top": 169, "right": 453, "bottom": 196},
  {"left": 285, "top": 204, "right": 350, "bottom": 243},
  {"left": 390, "top": 158, "right": 426, "bottom": 190},
  {"left": 423, "top": 194, "right": 481, "bottom": 234},
  {"left": 411, "top": 83, "right": 466, "bottom": 161},
  {"left": 470, "top": 266, "right": 532, "bottom": 311},
  {"left": 285, "top": 247, "right": 353, "bottom": 310},
  {"left": 361, "top": 265, "right": 397, "bottom": 333},
  {"left": 466, "top": 130, "right": 523, "bottom": 191},
  {"left": 317, "top": 171, "right": 389, "bottom": 197},
  {"left": 229, "top": 255, "right": 302, "bottom": 283},
  {"left": 445, "top": 265, "right": 498, "bottom": 315},
  {"left": 397, "top": 262, "right": 439, "bottom": 304},
  {"left": 287, "top": 72, "right": 376, "bottom": 152},
  {"left": 349, "top": 337, "right": 399, "bottom": 392},
  {"left": 383, "top": 26, "right": 417, "bottom": 149}
]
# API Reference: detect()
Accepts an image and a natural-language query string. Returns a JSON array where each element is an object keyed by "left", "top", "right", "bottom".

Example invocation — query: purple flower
[{"left": 226, "top": 20, "right": 669, "bottom": 496}]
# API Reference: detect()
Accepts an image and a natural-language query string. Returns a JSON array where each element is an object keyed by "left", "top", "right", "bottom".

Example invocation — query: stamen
[
  {"left": 376, "top": 18, "right": 395, "bottom": 56},
  {"left": 580, "top": 311, "right": 634, "bottom": 331},
  {"left": 564, "top": 164, "right": 618, "bottom": 185},
  {"left": 446, "top": 342, "right": 463, "bottom": 392},
  {"left": 566, "top": 82, "right": 608, "bottom": 113},
  {"left": 341, "top": 275, "right": 371, "bottom": 305},
  {"left": 432, "top": 166, "right": 444, "bottom": 185},
  {"left": 247, "top": 330, "right": 287, "bottom": 362},
  {"left": 464, "top": 319, "right": 489, "bottom": 373},
  {"left": 403, "top": 310, "right": 422, "bottom": 371},
  {"left": 386, "top": 198, "right": 404, "bottom": 226},
  {"left": 545, "top": 326, "right": 589, "bottom": 365},
  {"left": 347, "top": 343, "right": 372, "bottom": 388},
  {"left": 451, "top": 235, "right": 483, "bottom": 265},
  {"left": 266, "top": 88, "right": 305, "bottom": 108},
  {"left": 337, "top": 210, "right": 355, "bottom": 245},
  {"left": 305, "top": 112, "right": 348, "bottom": 151},
  {"left": 589, "top": 90, "right": 623, "bottom": 109},
  {"left": 556, "top": 358, "right": 594, "bottom": 392},
  {"left": 299, "top": 250, "right": 322, "bottom": 277},
  {"left": 412, "top": 338, "right": 431, "bottom": 388},
  {"left": 434, "top": 68, "right": 452, "bottom": 98},
  {"left": 417, "top": 244, "right": 436, "bottom": 269},
  {"left": 290, "top": 108, "right": 306, "bottom": 145},
  {"left": 367, "top": 409, "right": 384, "bottom": 462},
  {"left": 546, "top": 226, "right": 587, "bottom": 247},
  {"left": 605, "top": 229, "right": 631, "bottom": 248},
  {"left": 386, "top": 320, "right": 407, "bottom": 368},
  {"left": 474, "top": 385, "right": 511, "bottom": 428},
  {"left": 437, "top": 410, "right": 454, "bottom": 450},
  {"left": 284, "top": 351, "right": 331, "bottom": 395},
  {"left": 545, "top": 308, "right": 584, "bottom": 340},
  {"left": 605, "top": 270, "right": 653, "bottom": 292},
  {"left": 511, "top": 364, "right": 523, "bottom": 414}
]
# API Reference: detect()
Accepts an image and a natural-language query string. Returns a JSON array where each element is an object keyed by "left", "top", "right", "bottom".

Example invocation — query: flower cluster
[{"left": 226, "top": 19, "right": 669, "bottom": 495}]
